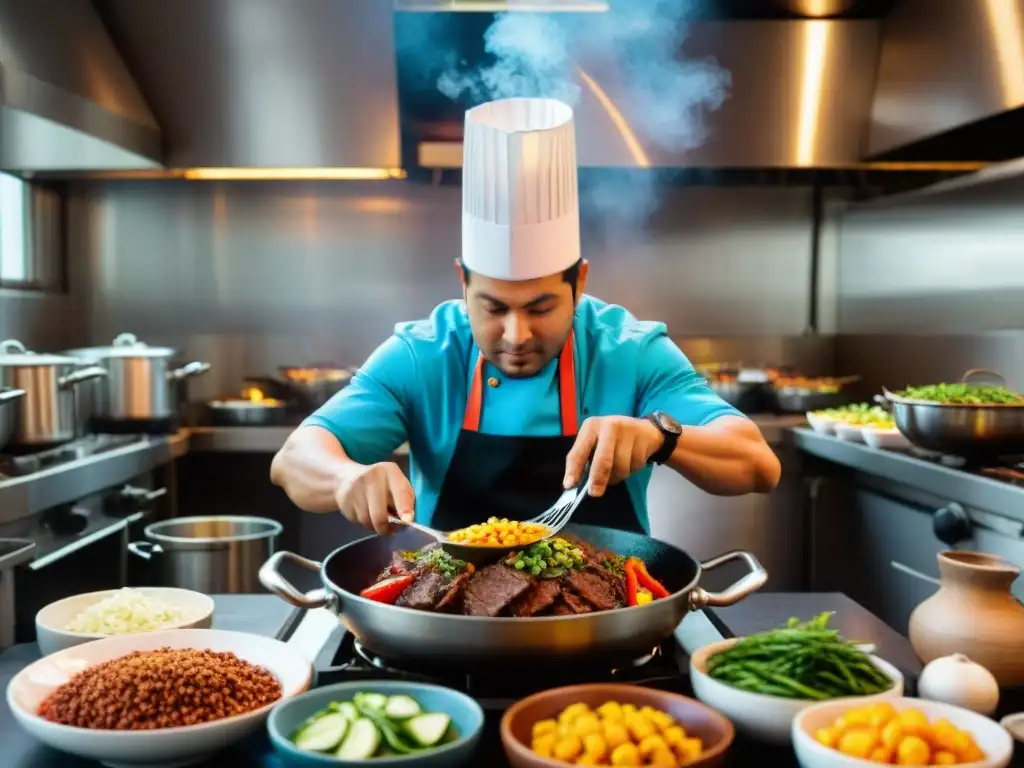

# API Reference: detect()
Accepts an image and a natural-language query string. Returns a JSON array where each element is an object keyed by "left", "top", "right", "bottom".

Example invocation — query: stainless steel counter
[{"left": 794, "top": 426, "right": 1024, "bottom": 524}]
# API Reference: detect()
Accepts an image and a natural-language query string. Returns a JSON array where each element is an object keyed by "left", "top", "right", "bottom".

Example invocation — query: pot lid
[
  {"left": 0, "top": 339, "right": 83, "bottom": 366},
  {"left": 71, "top": 332, "right": 178, "bottom": 359}
]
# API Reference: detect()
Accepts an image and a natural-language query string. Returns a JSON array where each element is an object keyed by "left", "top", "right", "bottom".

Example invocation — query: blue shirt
[{"left": 304, "top": 295, "right": 742, "bottom": 531}]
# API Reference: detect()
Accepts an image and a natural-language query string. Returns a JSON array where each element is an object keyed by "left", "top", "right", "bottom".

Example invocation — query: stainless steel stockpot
[
  {"left": 66, "top": 332, "right": 210, "bottom": 429},
  {"left": 0, "top": 340, "right": 107, "bottom": 448}
]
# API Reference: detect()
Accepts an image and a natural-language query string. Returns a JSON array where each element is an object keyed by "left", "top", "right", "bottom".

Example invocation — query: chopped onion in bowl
[{"left": 63, "top": 588, "right": 187, "bottom": 635}]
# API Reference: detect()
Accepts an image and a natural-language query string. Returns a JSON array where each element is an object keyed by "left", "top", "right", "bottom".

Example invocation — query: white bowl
[
  {"left": 6, "top": 628, "right": 313, "bottom": 768},
  {"left": 835, "top": 423, "right": 865, "bottom": 443},
  {"left": 861, "top": 427, "right": 911, "bottom": 451},
  {"left": 807, "top": 412, "right": 839, "bottom": 435},
  {"left": 794, "top": 696, "right": 1012, "bottom": 768},
  {"left": 689, "top": 638, "right": 904, "bottom": 745},
  {"left": 35, "top": 588, "right": 215, "bottom": 656}
]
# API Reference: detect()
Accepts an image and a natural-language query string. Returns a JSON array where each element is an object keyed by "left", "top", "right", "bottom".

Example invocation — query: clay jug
[{"left": 909, "top": 550, "right": 1024, "bottom": 687}]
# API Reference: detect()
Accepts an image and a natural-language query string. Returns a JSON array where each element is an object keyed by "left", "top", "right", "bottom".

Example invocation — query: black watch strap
[{"left": 646, "top": 412, "right": 681, "bottom": 465}]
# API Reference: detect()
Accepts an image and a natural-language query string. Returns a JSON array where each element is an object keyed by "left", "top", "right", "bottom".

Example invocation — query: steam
[{"left": 434, "top": 0, "right": 732, "bottom": 241}]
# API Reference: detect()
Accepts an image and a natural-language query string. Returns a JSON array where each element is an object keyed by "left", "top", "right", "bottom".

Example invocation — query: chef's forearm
[
  {"left": 663, "top": 416, "right": 781, "bottom": 496},
  {"left": 270, "top": 426, "right": 362, "bottom": 512}
]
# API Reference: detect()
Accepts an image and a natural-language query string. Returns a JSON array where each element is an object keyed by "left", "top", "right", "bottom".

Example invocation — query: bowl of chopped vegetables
[
  {"left": 793, "top": 696, "right": 1011, "bottom": 767},
  {"left": 35, "top": 587, "right": 214, "bottom": 656},
  {"left": 267, "top": 681, "right": 484, "bottom": 766},
  {"left": 689, "top": 613, "right": 904, "bottom": 746},
  {"left": 500, "top": 682, "right": 733, "bottom": 767}
]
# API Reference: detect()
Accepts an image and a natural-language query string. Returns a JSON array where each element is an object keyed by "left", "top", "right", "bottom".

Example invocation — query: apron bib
[{"left": 430, "top": 331, "right": 642, "bottom": 534}]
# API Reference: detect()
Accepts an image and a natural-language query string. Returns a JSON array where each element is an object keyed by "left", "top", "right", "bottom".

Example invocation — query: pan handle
[
  {"left": 259, "top": 550, "right": 337, "bottom": 611},
  {"left": 689, "top": 550, "right": 768, "bottom": 610},
  {"left": 961, "top": 369, "right": 1007, "bottom": 387}
]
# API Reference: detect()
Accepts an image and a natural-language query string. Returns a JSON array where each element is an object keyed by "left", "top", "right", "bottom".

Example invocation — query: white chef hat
[{"left": 462, "top": 98, "right": 580, "bottom": 281}]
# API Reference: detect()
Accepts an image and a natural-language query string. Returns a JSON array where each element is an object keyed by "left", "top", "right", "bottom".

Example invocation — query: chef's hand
[
  {"left": 563, "top": 416, "right": 664, "bottom": 497},
  {"left": 334, "top": 462, "right": 415, "bottom": 534}
]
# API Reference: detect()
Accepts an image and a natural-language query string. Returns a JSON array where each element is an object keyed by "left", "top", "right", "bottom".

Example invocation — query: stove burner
[
  {"left": 318, "top": 632, "right": 689, "bottom": 710},
  {"left": 905, "top": 447, "right": 1024, "bottom": 481},
  {"left": 350, "top": 638, "right": 662, "bottom": 676}
]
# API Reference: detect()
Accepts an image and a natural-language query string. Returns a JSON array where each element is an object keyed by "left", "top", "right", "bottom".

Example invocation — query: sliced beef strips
[
  {"left": 461, "top": 564, "right": 532, "bottom": 617},
  {"left": 395, "top": 570, "right": 450, "bottom": 611},
  {"left": 511, "top": 579, "right": 562, "bottom": 617},
  {"left": 435, "top": 571, "right": 471, "bottom": 613}
]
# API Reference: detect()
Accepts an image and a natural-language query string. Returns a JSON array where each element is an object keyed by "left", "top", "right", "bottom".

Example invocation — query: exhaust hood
[
  {"left": 410, "top": 19, "right": 883, "bottom": 169},
  {"left": 93, "top": 0, "right": 401, "bottom": 174},
  {"left": 867, "top": 0, "right": 1024, "bottom": 160},
  {"left": 0, "top": 0, "right": 161, "bottom": 172}
]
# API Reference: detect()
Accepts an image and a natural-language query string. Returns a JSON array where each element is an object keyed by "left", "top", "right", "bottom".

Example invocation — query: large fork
[{"left": 386, "top": 466, "right": 592, "bottom": 565}]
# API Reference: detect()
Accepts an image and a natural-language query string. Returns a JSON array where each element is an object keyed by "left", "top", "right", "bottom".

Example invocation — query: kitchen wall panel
[
  {"left": 836, "top": 172, "right": 1024, "bottom": 390},
  {"left": 67, "top": 180, "right": 836, "bottom": 399}
]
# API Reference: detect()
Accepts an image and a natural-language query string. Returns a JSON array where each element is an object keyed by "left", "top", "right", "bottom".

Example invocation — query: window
[{"left": 0, "top": 172, "right": 65, "bottom": 291}]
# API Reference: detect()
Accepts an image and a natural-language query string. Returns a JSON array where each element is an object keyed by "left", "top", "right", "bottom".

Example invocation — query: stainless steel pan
[
  {"left": 880, "top": 369, "right": 1024, "bottom": 459},
  {"left": 260, "top": 523, "right": 767, "bottom": 666}
]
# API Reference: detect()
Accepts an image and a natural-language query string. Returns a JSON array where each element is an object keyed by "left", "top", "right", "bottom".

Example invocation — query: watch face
[{"left": 654, "top": 411, "right": 682, "bottom": 435}]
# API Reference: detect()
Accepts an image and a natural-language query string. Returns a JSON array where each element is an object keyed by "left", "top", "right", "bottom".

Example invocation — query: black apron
[{"left": 430, "top": 331, "right": 643, "bottom": 534}]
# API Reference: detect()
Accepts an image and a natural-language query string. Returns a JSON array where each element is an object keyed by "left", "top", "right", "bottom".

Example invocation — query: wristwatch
[{"left": 645, "top": 411, "right": 682, "bottom": 464}]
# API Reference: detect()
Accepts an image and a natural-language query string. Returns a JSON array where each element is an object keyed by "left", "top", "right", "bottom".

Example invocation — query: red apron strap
[
  {"left": 461, "top": 354, "right": 486, "bottom": 432},
  {"left": 558, "top": 330, "right": 578, "bottom": 436},
  {"left": 461, "top": 331, "right": 578, "bottom": 436}
]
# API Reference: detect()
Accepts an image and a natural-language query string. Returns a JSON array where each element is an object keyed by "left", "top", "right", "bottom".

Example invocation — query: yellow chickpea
[
  {"left": 814, "top": 727, "right": 839, "bottom": 749},
  {"left": 674, "top": 737, "right": 704, "bottom": 762},
  {"left": 532, "top": 719, "right": 557, "bottom": 739},
  {"left": 553, "top": 734, "right": 583, "bottom": 762},
  {"left": 559, "top": 703, "right": 591, "bottom": 726},
  {"left": 597, "top": 701, "right": 624, "bottom": 722},
  {"left": 662, "top": 725, "right": 687, "bottom": 748},
  {"left": 880, "top": 719, "right": 905, "bottom": 750},
  {"left": 583, "top": 732, "right": 609, "bottom": 762},
  {"left": 621, "top": 704, "right": 638, "bottom": 718},
  {"left": 896, "top": 709, "right": 929, "bottom": 737},
  {"left": 837, "top": 728, "right": 877, "bottom": 759},
  {"left": 610, "top": 742, "right": 643, "bottom": 766},
  {"left": 573, "top": 714, "right": 602, "bottom": 738},
  {"left": 649, "top": 747, "right": 677, "bottom": 765},
  {"left": 637, "top": 734, "right": 669, "bottom": 758},
  {"left": 933, "top": 750, "right": 958, "bottom": 765},
  {"left": 576, "top": 755, "right": 600, "bottom": 766},
  {"left": 625, "top": 714, "right": 656, "bottom": 741},
  {"left": 868, "top": 702, "right": 897, "bottom": 728},
  {"left": 602, "top": 721, "right": 630, "bottom": 750},
  {"left": 896, "top": 735, "right": 930, "bottom": 765},
  {"left": 869, "top": 745, "right": 893, "bottom": 763},
  {"left": 532, "top": 732, "right": 556, "bottom": 758}
]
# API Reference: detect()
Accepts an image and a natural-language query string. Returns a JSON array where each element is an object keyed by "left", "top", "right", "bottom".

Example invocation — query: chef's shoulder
[
  {"left": 575, "top": 295, "right": 671, "bottom": 363},
  {"left": 359, "top": 300, "right": 472, "bottom": 386}
]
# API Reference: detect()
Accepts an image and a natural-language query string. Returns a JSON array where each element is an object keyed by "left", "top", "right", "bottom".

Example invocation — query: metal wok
[
  {"left": 880, "top": 370, "right": 1024, "bottom": 460},
  {"left": 260, "top": 523, "right": 767, "bottom": 666}
]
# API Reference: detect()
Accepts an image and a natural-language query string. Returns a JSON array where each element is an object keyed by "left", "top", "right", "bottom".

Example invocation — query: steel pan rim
[
  {"left": 317, "top": 525, "right": 702, "bottom": 623},
  {"left": 883, "top": 387, "right": 1024, "bottom": 409}
]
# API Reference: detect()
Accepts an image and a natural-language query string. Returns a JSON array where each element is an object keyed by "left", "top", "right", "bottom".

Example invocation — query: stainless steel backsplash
[
  {"left": 836, "top": 174, "right": 1024, "bottom": 391},
  {"left": 64, "top": 180, "right": 839, "bottom": 399}
]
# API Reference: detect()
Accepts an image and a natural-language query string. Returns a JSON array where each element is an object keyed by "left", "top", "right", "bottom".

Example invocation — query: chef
[{"left": 271, "top": 97, "right": 780, "bottom": 535}]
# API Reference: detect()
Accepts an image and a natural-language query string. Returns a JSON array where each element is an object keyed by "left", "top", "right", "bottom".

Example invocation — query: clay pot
[{"left": 909, "top": 550, "right": 1024, "bottom": 687}]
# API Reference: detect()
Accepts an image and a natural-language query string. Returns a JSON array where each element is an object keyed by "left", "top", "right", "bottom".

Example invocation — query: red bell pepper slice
[
  {"left": 625, "top": 559, "right": 640, "bottom": 606},
  {"left": 632, "top": 559, "right": 670, "bottom": 599},
  {"left": 360, "top": 573, "right": 415, "bottom": 604},
  {"left": 625, "top": 558, "right": 670, "bottom": 605}
]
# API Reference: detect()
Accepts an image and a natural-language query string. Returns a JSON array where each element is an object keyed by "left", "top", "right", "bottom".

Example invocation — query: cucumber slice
[
  {"left": 337, "top": 702, "right": 358, "bottom": 722},
  {"left": 358, "top": 707, "right": 420, "bottom": 754},
  {"left": 335, "top": 718, "right": 381, "bottom": 760},
  {"left": 404, "top": 713, "right": 452, "bottom": 747},
  {"left": 293, "top": 712, "right": 349, "bottom": 753},
  {"left": 384, "top": 694, "right": 422, "bottom": 720},
  {"left": 353, "top": 692, "right": 388, "bottom": 711}
]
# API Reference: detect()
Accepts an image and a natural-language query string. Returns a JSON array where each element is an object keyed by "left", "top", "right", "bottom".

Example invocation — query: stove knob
[
  {"left": 43, "top": 505, "right": 89, "bottom": 535},
  {"left": 933, "top": 502, "right": 971, "bottom": 546},
  {"left": 104, "top": 485, "right": 167, "bottom": 517}
]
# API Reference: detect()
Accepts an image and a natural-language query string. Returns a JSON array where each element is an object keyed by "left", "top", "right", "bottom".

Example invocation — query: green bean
[{"left": 705, "top": 613, "right": 895, "bottom": 701}]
